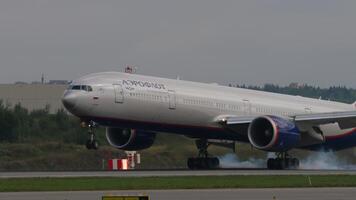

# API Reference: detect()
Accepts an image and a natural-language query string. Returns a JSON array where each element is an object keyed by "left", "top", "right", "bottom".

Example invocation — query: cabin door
[
  {"left": 243, "top": 99, "right": 251, "bottom": 115},
  {"left": 113, "top": 84, "right": 124, "bottom": 103},
  {"left": 305, "top": 107, "right": 312, "bottom": 114},
  {"left": 168, "top": 90, "right": 176, "bottom": 109}
]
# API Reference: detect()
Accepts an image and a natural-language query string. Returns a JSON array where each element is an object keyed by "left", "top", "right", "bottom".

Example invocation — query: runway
[
  {"left": 1, "top": 169, "right": 356, "bottom": 178},
  {"left": 0, "top": 188, "right": 355, "bottom": 200}
]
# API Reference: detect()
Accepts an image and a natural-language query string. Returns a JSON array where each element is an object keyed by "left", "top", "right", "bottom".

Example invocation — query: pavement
[
  {"left": 0, "top": 188, "right": 355, "bottom": 200},
  {"left": 1, "top": 170, "right": 356, "bottom": 200},
  {"left": 1, "top": 169, "right": 356, "bottom": 178}
]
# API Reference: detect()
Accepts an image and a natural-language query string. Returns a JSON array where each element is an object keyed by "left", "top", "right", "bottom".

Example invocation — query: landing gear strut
[
  {"left": 267, "top": 152, "right": 299, "bottom": 170},
  {"left": 187, "top": 139, "right": 220, "bottom": 170},
  {"left": 85, "top": 121, "right": 99, "bottom": 150}
]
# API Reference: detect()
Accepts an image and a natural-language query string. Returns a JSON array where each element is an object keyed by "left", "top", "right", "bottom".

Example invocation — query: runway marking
[
  {"left": 1, "top": 188, "right": 356, "bottom": 200},
  {"left": 1, "top": 169, "right": 356, "bottom": 179}
]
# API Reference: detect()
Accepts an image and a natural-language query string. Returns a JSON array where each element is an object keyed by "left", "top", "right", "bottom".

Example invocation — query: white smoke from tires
[
  {"left": 218, "top": 153, "right": 265, "bottom": 168},
  {"left": 218, "top": 151, "right": 356, "bottom": 170},
  {"left": 299, "top": 151, "right": 356, "bottom": 170}
]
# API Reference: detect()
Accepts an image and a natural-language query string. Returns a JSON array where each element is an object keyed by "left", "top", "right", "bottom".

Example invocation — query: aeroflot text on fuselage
[{"left": 122, "top": 80, "right": 166, "bottom": 90}]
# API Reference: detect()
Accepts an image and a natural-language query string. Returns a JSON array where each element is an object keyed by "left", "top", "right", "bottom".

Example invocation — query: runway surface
[
  {"left": 1, "top": 169, "right": 356, "bottom": 178},
  {"left": 1, "top": 188, "right": 355, "bottom": 200}
]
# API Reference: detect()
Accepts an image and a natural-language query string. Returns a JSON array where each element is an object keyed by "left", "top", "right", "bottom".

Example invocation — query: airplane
[{"left": 62, "top": 71, "right": 356, "bottom": 170}]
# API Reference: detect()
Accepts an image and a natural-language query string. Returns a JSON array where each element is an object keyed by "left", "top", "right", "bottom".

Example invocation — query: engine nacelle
[
  {"left": 248, "top": 115, "right": 300, "bottom": 152},
  {"left": 106, "top": 128, "right": 156, "bottom": 151}
]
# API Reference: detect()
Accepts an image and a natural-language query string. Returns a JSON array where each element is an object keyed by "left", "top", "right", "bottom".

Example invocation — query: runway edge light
[{"left": 102, "top": 195, "right": 149, "bottom": 200}]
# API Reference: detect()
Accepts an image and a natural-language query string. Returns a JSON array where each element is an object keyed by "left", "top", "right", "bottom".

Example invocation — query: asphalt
[
  {"left": 1, "top": 169, "right": 356, "bottom": 178},
  {"left": 0, "top": 188, "right": 355, "bottom": 200}
]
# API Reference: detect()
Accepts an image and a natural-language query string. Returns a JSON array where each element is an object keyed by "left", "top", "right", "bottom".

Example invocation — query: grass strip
[{"left": 1, "top": 175, "right": 356, "bottom": 192}]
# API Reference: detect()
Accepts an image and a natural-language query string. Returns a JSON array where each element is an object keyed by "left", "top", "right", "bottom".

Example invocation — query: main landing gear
[
  {"left": 85, "top": 121, "right": 99, "bottom": 150},
  {"left": 267, "top": 152, "right": 299, "bottom": 170},
  {"left": 187, "top": 139, "right": 220, "bottom": 170}
]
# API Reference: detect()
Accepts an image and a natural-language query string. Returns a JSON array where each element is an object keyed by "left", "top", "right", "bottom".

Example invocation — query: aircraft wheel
[
  {"left": 267, "top": 158, "right": 276, "bottom": 170},
  {"left": 86, "top": 140, "right": 99, "bottom": 150},
  {"left": 268, "top": 152, "right": 300, "bottom": 170},
  {"left": 209, "top": 157, "right": 220, "bottom": 169},
  {"left": 279, "top": 159, "right": 287, "bottom": 170},
  {"left": 267, "top": 158, "right": 285, "bottom": 170},
  {"left": 267, "top": 158, "right": 281, "bottom": 170},
  {"left": 92, "top": 140, "right": 99, "bottom": 150},
  {"left": 187, "top": 157, "right": 220, "bottom": 170},
  {"left": 187, "top": 158, "right": 198, "bottom": 170},
  {"left": 86, "top": 140, "right": 93, "bottom": 150},
  {"left": 290, "top": 158, "right": 300, "bottom": 169},
  {"left": 273, "top": 158, "right": 284, "bottom": 170}
]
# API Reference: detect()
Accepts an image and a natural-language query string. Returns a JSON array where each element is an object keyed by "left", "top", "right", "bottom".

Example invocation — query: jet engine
[
  {"left": 106, "top": 128, "right": 156, "bottom": 151},
  {"left": 248, "top": 115, "right": 300, "bottom": 152}
]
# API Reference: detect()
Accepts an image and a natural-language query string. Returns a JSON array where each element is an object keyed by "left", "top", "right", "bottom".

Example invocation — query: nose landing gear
[
  {"left": 84, "top": 121, "right": 99, "bottom": 150},
  {"left": 187, "top": 139, "right": 220, "bottom": 170}
]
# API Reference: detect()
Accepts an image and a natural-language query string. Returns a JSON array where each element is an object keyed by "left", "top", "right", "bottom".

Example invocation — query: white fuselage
[{"left": 63, "top": 72, "right": 355, "bottom": 148}]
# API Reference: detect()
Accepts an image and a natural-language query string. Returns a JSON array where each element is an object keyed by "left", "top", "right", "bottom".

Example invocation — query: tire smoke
[
  {"left": 299, "top": 151, "right": 356, "bottom": 170},
  {"left": 219, "top": 151, "right": 356, "bottom": 170},
  {"left": 218, "top": 153, "right": 265, "bottom": 168}
]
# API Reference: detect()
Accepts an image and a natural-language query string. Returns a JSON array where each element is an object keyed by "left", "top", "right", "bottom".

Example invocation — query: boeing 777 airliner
[{"left": 62, "top": 72, "right": 356, "bottom": 169}]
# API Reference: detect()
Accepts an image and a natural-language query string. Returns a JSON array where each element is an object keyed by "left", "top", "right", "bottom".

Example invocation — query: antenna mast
[{"left": 124, "top": 65, "right": 137, "bottom": 74}]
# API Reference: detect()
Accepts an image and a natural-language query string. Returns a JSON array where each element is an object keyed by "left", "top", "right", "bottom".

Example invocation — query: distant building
[
  {"left": 31, "top": 81, "right": 42, "bottom": 85},
  {"left": 289, "top": 82, "right": 307, "bottom": 89},
  {"left": 289, "top": 82, "right": 299, "bottom": 89},
  {"left": 0, "top": 84, "right": 68, "bottom": 113},
  {"left": 48, "top": 80, "right": 70, "bottom": 85},
  {"left": 14, "top": 81, "right": 28, "bottom": 85}
]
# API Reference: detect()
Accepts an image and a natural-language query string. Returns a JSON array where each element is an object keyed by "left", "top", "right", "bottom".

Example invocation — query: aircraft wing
[
  {"left": 218, "top": 110, "right": 356, "bottom": 130},
  {"left": 293, "top": 111, "right": 356, "bottom": 129}
]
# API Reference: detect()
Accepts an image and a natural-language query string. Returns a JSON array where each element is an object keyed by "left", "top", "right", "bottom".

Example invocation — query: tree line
[
  {"left": 0, "top": 101, "right": 89, "bottom": 143},
  {"left": 232, "top": 83, "right": 356, "bottom": 104}
]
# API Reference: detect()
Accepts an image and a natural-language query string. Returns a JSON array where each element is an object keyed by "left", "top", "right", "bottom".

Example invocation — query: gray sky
[{"left": 1, "top": 0, "right": 356, "bottom": 87}]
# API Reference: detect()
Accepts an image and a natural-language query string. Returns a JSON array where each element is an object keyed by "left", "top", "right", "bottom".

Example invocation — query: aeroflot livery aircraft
[{"left": 62, "top": 72, "right": 356, "bottom": 169}]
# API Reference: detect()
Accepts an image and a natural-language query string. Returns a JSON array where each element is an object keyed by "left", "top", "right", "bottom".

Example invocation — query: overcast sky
[{"left": 0, "top": 0, "right": 355, "bottom": 87}]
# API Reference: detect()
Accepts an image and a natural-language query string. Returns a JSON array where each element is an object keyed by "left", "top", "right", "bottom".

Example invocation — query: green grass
[
  {"left": 2, "top": 133, "right": 356, "bottom": 171},
  {"left": 1, "top": 175, "right": 356, "bottom": 192}
]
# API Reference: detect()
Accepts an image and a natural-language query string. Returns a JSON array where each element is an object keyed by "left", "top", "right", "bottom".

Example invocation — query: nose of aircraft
[{"left": 62, "top": 92, "right": 78, "bottom": 111}]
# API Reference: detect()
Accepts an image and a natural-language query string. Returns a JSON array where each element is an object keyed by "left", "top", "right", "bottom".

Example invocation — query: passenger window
[{"left": 87, "top": 86, "right": 93, "bottom": 92}]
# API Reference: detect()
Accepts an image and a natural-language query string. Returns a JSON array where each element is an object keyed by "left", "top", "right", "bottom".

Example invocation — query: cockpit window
[
  {"left": 71, "top": 85, "right": 81, "bottom": 90},
  {"left": 68, "top": 85, "right": 93, "bottom": 92},
  {"left": 81, "top": 85, "right": 88, "bottom": 91}
]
